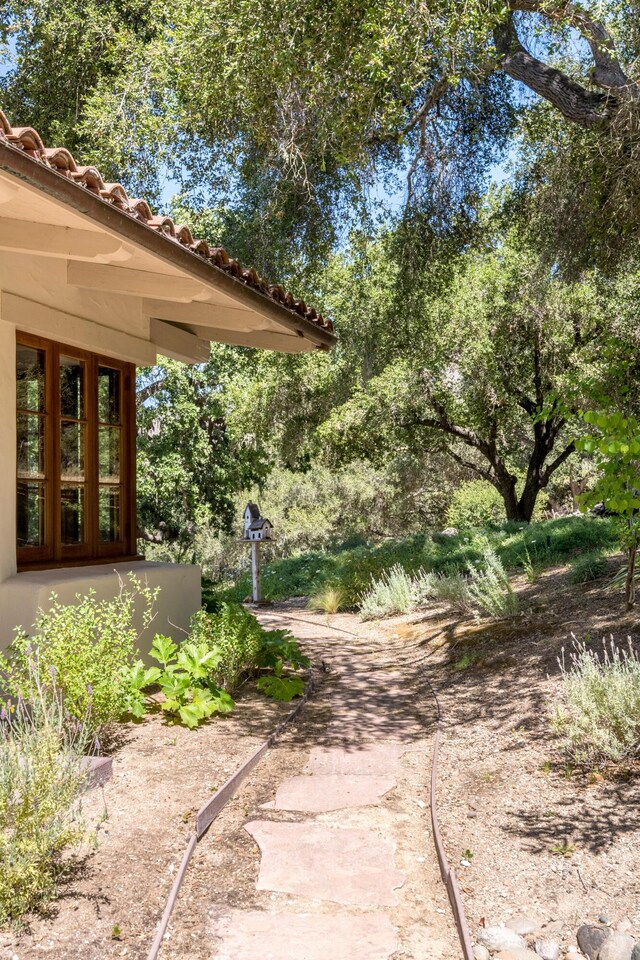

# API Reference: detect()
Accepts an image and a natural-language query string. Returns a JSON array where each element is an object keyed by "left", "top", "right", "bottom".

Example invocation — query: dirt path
[{"left": 161, "top": 605, "right": 459, "bottom": 960}]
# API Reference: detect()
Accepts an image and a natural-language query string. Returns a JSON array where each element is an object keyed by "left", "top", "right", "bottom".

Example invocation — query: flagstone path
[{"left": 163, "top": 606, "right": 459, "bottom": 960}]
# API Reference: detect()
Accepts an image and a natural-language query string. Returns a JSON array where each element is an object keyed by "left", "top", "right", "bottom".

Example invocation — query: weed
[
  {"left": 551, "top": 840, "right": 575, "bottom": 857},
  {"left": 467, "top": 549, "right": 518, "bottom": 620},
  {"left": 541, "top": 760, "right": 552, "bottom": 775}
]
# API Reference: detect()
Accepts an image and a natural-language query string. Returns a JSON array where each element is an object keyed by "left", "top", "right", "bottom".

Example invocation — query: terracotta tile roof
[{"left": 0, "top": 110, "right": 333, "bottom": 334}]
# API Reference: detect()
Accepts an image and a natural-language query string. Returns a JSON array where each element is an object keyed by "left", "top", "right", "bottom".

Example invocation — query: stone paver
[
  {"left": 271, "top": 772, "right": 397, "bottom": 811},
  {"left": 304, "top": 742, "right": 407, "bottom": 776},
  {"left": 211, "top": 910, "right": 399, "bottom": 960},
  {"left": 245, "top": 820, "right": 406, "bottom": 906}
]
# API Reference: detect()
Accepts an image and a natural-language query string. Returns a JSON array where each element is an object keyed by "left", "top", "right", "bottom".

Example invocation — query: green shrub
[
  {"left": 571, "top": 550, "right": 608, "bottom": 583},
  {"left": 124, "top": 604, "right": 311, "bottom": 725},
  {"left": 0, "top": 579, "right": 157, "bottom": 739},
  {"left": 552, "top": 637, "right": 640, "bottom": 765},
  {"left": 446, "top": 480, "right": 505, "bottom": 528},
  {"left": 308, "top": 584, "right": 347, "bottom": 614},
  {"left": 359, "top": 565, "right": 435, "bottom": 620},
  {"left": 0, "top": 662, "right": 89, "bottom": 926},
  {"left": 191, "top": 603, "right": 263, "bottom": 694}
]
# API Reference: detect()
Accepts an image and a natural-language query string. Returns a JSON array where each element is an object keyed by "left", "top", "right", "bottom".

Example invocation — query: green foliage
[
  {"left": 124, "top": 604, "right": 309, "bottom": 726},
  {"left": 446, "top": 480, "right": 505, "bottom": 529},
  {"left": 256, "top": 675, "right": 306, "bottom": 701},
  {"left": 137, "top": 354, "right": 268, "bottom": 560},
  {"left": 359, "top": 565, "right": 434, "bottom": 620},
  {"left": 577, "top": 410, "right": 640, "bottom": 607},
  {"left": 552, "top": 637, "right": 640, "bottom": 766},
  {"left": 254, "top": 628, "right": 310, "bottom": 675},
  {"left": 190, "top": 603, "right": 263, "bottom": 694},
  {"left": 0, "top": 580, "right": 157, "bottom": 739},
  {"left": 571, "top": 551, "right": 608, "bottom": 584},
  {"left": 131, "top": 633, "right": 234, "bottom": 729},
  {"left": 212, "top": 515, "right": 617, "bottom": 608},
  {"left": 0, "top": 660, "right": 89, "bottom": 926}
]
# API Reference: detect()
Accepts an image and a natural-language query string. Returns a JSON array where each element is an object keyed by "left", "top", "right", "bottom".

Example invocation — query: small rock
[
  {"left": 460, "top": 858, "right": 472, "bottom": 867},
  {"left": 473, "top": 946, "right": 490, "bottom": 960},
  {"left": 441, "top": 527, "right": 458, "bottom": 537},
  {"left": 477, "top": 927, "right": 527, "bottom": 953},
  {"left": 615, "top": 920, "right": 632, "bottom": 934},
  {"left": 599, "top": 933, "right": 635, "bottom": 960},
  {"left": 535, "top": 939, "right": 560, "bottom": 960},
  {"left": 495, "top": 951, "right": 539, "bottom": 960},
  {"left": 600, "top": 916, "right": 612, "bottom": 926},
  {"left": 507, "top": 918, "right": 540, "bottom": 937},
  {"left": 577, "top": 925, "right": 611, "bottom": 960}
]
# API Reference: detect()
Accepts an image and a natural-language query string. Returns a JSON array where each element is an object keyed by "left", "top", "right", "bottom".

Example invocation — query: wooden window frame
[{"left": 17, "top": 333, "right": 138, "bottom": 570}]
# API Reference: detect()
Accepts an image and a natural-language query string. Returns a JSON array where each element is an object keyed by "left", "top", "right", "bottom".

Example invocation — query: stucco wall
[{"left": 0, "top": 561, "right": 202, "bottom": 655}]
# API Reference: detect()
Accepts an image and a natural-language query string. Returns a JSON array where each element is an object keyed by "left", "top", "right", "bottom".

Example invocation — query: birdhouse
[{"left": 242, "top": 503, "right": 273, "bottom": 541}]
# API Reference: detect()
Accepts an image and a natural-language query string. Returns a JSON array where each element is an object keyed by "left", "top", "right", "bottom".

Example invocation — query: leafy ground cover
[{"left": 208, "top": 515, "right": 617, "bottom": 610}]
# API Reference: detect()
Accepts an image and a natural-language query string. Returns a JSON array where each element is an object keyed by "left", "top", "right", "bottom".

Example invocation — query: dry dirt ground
[
  {"left": 2, "top": 563, "right": 639, "bottom": 959},
  {"left": 373, "top": 560, "right": 640, "bottom": 953}
]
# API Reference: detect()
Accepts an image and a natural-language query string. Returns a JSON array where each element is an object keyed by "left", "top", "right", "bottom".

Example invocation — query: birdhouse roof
[
  {"left": 245, "top": 502, "right": 261, "bottom": 519},
  {"left": 248, "top": 518, "right": 271, "bottom": 530}
]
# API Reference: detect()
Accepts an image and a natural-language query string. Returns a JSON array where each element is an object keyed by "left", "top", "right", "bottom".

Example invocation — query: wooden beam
[
  {"left": 142, "top": 297, "right": 267, "bottom": 332},
  {"left": 0, "top": 217, "right": 130, "bottom": 261},
  {"left": 149, "top": 318, "right": 210, "bottom": 363},
  {"left": 2, "top": 292, "right": 157, "bottom": 365},
  {"left": 67, "top": 261, "right": 209, "bottom": 302},
  {"left": 180, "top": 323, "right": 316, "bottom": 354}
]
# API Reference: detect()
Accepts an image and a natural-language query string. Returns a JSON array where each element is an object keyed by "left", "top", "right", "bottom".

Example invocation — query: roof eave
[{"left": 0, "top": 140, "right": 336, "bottom": 352}]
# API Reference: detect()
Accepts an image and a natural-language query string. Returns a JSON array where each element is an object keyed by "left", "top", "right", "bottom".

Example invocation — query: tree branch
[
  {"left": 540, "top": 440, "right": 576, "bottom": 485},
  {"left": 509, "top": 1, "right": 637, "bottom": 95},
  {"left": 494, "top": 12, "right": 612, "bottom": 128}
]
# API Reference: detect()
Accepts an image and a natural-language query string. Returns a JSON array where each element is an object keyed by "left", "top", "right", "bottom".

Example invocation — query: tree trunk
[{"left": 625, "top": 540, "right": 636, "bottom": 610}]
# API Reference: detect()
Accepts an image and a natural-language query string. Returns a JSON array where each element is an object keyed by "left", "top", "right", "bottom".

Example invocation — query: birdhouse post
[
  {"left": 241, "top": 502, "right": 273, "bottom": 604},
  {"left": 251, "top": 540, "right": 261, "bottom": 603}
]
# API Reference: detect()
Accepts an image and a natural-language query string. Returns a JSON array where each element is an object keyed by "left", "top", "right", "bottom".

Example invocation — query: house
[{"left": 0, "top": 111, "right": 335, "bottom": 648}]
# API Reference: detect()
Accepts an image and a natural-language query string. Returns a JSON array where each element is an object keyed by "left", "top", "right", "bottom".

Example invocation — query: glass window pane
[
  {"left": 17, "top": 346, "right": 45, "bottom": 412},
  {"left": 98, "top": 426, "right": 120, "bottom": 481},
  {"left": 99, "top": 486, "right": 121, "bottom": 542},
  {"left": 17, "top": 481, "right": 45, "bottom": 547},
  {"left": 60, "top": 422, "right": 85, "bottom": 481},
  {"left": 60, "top": 356, "right": 85, "bottom": 419},
  {"left": 98, "top": 366, "right": 121, "bottom": 424},
  {"left": 60, "top": 485, "right": 85, "bottom": 544},
  {"left": 17, "top": 414, "right": 45, "bottom": 479}
]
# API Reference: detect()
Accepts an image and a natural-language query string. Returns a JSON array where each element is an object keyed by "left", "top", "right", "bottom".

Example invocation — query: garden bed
[
  {"left": 372, "top": 559, "right": 640, "bottom": 955},
  {"left": 0, "top": 685, "right": 295, "bottom": 959}
]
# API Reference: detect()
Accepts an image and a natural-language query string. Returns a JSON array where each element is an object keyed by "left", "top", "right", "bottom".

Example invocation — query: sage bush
[
  {"left": 359, "top": 565, "right": 435, "bottom": 620},
  {"left": 552, "top": 636, "right": 640, "bottom": 765},
  {"left": 0, "top": 660, "right": 90, "bottom": 926}
]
